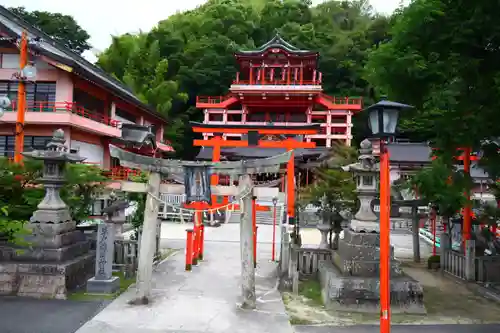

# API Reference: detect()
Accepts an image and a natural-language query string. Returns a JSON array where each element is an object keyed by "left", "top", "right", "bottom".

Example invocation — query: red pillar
[
  {"left": 192, "top": 221, "right": 199, "bottom": 266},
  {"left": 287, "top": 145, "right": 295, "bottom": 221},
  {"left": 379, "top": 142, "right": 391, "bottom": 333},
  {"left": 463, "top": 147, "right": 472, "bottom": 246},
  {"left": 199, "top": 223, "right": 205, "bottom": 260},
  {"left": 14, "top": 31, "right": 28, "bottom": 164},
  {"left": 185, "top": 229, "right": 194, "bottom": 271}
]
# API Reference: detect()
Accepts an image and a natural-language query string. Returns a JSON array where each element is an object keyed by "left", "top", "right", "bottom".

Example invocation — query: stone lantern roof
[{"left": 22, "top": 129, "right": 85, "bottom": 163}]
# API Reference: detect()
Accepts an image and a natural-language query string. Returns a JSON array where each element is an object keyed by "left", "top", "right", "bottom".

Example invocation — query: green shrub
[{"left": 427, "top": 255, "right": 441, "bottom": 269}]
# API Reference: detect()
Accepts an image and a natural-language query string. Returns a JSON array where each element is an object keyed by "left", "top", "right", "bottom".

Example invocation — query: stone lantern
[
  {"left": 319, "top": 138, "right": 425, "bottom": 313},
  {"left": 0, "top": 129, "right": 94, "bottom": 299},
  {"left": 341, "top": 139, "right": 379, "bottom": 233},
  {"left": 26, "top": 129, "right": 87, "bottom": 224}
]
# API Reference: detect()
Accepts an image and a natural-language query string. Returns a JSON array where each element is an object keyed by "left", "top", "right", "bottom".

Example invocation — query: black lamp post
[
  {"left": 361, "top": 97, "right": 413, "bottom": 333},
  {"left": 363, "top": 98, "right": 413, "bottom": 138}
]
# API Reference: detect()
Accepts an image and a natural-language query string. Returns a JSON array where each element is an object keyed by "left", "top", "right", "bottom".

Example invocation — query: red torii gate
[
  {"left": 432, "top": 147, "right": 480, "bottom": 243},
  {"left": 190, "top": 122, "right": 321, "bottom": 225}
]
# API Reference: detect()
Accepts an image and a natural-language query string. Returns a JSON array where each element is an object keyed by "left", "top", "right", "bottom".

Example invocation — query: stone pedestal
[
  {"left": 0, "top": 129, "right": 94, "bottom": 299},
  {"left": 321, "top": 229, "right": 425, "bottom": 313}
]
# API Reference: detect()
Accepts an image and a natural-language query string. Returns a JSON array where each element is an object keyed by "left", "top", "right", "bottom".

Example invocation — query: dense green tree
[
  {"left": 365, "top": 0, "right": 500, "bottom": 152},
  {"left": 98, "top": 0, "right": 391, "bottom": 157},
  {"left": 9, "top": 7, "right": 91, "bottom": 54}
]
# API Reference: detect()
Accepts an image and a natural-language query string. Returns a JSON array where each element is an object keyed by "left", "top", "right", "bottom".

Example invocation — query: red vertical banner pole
[
  {"left": 185, "top": 229, "right": 194, "bottom": 271},
  {"left": 196, "top": 211, "right": 203, "bottom": 260},
  {"left": 192, "top": 211, "right": 199, "bottom": 266},
  {"left": 272, "top": 203, "right": 277, "bottom": 262},
  {"left": 379, "top": 142, "right": 391, "bottom": 333},
  {"left": 462, "top": 147, "right": 472, "bottom": 250},
  {"left": 199, "top": 223, "right": 205, "bottom": 261},
  {"left": 14, "top": 31, "right": 28, "bottom": 164},
  {"left": 252, "top": 196, "right": 257, "bottom": 268}
]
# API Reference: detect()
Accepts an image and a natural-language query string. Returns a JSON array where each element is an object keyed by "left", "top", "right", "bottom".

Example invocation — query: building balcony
[
  {"left": 2, "top": 101, "right": 121, "bottom": 137},
  {"left": 230, "top": 80, "right": 322, "bottom": 93}
]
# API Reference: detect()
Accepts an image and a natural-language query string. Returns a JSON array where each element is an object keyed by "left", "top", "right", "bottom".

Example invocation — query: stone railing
[
  {"left": 476, "top": 255, "right": 500, "bottom": 285},
  {"left": 442, "top": 250, "right": 467, "bottom": 280},
  {"left": 295, "top": 245, "right": 333, "bottom": 278},
  {"left": 114, "top": 239, "right": 139, "bottom": 278}
]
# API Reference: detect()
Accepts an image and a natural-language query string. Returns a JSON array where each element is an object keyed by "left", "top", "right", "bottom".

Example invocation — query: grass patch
[
  {"left": 289, "top": 316, "right": 314, "bottom": 325},
  {"left": 68, "top": 271, "right": 136, "bottom": 301},
  {"left": 68, "top": 248, "right": 178, "bottom": 302},
  {"left": 299, "top": 279, "right": 323, "bottom": 306}
]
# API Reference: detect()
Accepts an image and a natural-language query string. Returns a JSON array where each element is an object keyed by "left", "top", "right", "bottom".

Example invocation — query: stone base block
[
  {"left": 0, "top": 252, "right": 95, "bottom": 299},
  {"left": 318, "top": 259, "right": 425, "bottom": 314},
  {"left": 334, "top": 229, "right": 401, "bottom": 278},
  {"left": 86, "top": 276, "right": 120, "bottom": 294},
  {"left": 3, "top": 240, "right": 90, "bottom": 262}
]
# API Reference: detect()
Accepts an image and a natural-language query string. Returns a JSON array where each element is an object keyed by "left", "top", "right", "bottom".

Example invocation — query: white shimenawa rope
[{"left": 147, "top": 187, "right": 253, "bottom": 214}]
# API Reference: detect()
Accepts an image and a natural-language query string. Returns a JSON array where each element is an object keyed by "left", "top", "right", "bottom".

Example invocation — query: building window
[
  {"left": 208, "top": 113, "right": 223, "bottom": 122},
  {"left": 288, "top": 113, "right": 307, "bottom": 123},
  {"left": 0, "top": 135, "right": 51, "bottom": 157},
  {"left": 0, "top": 81, "right": 56, "bottom": 108},
  {"left": 247, "top": 112, "right": 265, "bottom": 122},
  {"left": 115, "top": 107, "right": 136, "bottom": 123},
  {"left": 74, "top": 88, "right": 105, "bottom": 115},
  {"left": 269, "top": 113, "right": 285, "bottom": 122},
  {"left": 0, "top": 54, "right": 19, "bottom": 69},
  {"left": 228, "top": 114, "right": 242, "bottom": 122}
]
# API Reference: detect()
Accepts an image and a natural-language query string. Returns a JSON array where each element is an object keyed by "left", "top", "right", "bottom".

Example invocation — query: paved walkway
[
  {"left": 77, "top": 222, "right": 432, "bottom": 333},
  {"left": 76, "top": 224, "right": 293, "bottom": 333}
]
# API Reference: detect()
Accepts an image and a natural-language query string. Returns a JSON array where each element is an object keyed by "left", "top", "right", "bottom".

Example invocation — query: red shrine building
[
  {"left": 196, "top": 34, "right": 362, "bottom": 161},
  {"left": 0, "top": 6, "right": 173, "bottom": 180}
]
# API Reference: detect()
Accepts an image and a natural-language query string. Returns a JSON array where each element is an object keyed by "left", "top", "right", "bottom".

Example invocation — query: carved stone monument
[
  {"left": 86, "top": 198, "right": 128, "bottom": 294},
  {"left": 318, "top": 139, "right": 425, "bottom": 314},
  {"left": 0, "top": 129, "right": 94, "bottom": 299}
]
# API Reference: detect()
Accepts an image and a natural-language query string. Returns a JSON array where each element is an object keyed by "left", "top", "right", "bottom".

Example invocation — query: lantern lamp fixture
[{"left": 362, "top": 96, "right": 413, "bottom": 138}]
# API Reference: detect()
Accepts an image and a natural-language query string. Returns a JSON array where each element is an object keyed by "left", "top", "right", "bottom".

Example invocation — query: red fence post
[
  {"left": 185, "top": 229, "right": 193, "bottom": 271},
  {"left": 252, "top": 196, "right": 257, "bottom": 268},
  {"left": 192, "top": 223, "right": 199, "bottom": 266},
  {"left": 254, "top": 225, "right": 258, "bottom": 268},
  {"left": 199, "top": 224, "right": 205, "bottom": 261}
]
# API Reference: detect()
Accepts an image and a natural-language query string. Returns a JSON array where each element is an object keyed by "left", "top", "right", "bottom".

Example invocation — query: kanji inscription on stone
[{"left": 95, "top": 222, "right": 114, "bottom": 280}]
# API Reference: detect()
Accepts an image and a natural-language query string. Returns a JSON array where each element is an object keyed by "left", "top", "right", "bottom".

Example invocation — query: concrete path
[{"left": 76, "top": 223, "right": 293, "bottom": 333}]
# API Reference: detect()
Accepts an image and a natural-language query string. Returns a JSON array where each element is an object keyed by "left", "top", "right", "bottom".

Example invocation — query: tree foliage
[
  {"left": 365, "top": 0, "right": 500, "bottom": 152},
  {"left": 0, "top": 158, "right": 108, "bottom": 224},
  {"left": 98, "top": 0, "right": 392, "bottom": 157},
  {"left": 9, "top": 7, "right": 91, "bottom": 54}
]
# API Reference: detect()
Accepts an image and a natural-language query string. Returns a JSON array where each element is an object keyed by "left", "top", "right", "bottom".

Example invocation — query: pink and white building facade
[{"left": 0, "top": 6, "right": 172, "bottom": 172}]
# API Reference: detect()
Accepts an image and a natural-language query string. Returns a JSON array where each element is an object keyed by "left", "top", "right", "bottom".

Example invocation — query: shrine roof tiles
[{"left": 235, "top": 34, "right": 318, "bottom": 57}]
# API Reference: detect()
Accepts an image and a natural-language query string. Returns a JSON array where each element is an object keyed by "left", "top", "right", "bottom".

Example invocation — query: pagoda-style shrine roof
[{"left": 235, "top": 34, "right": 318, "bottom": 57}]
